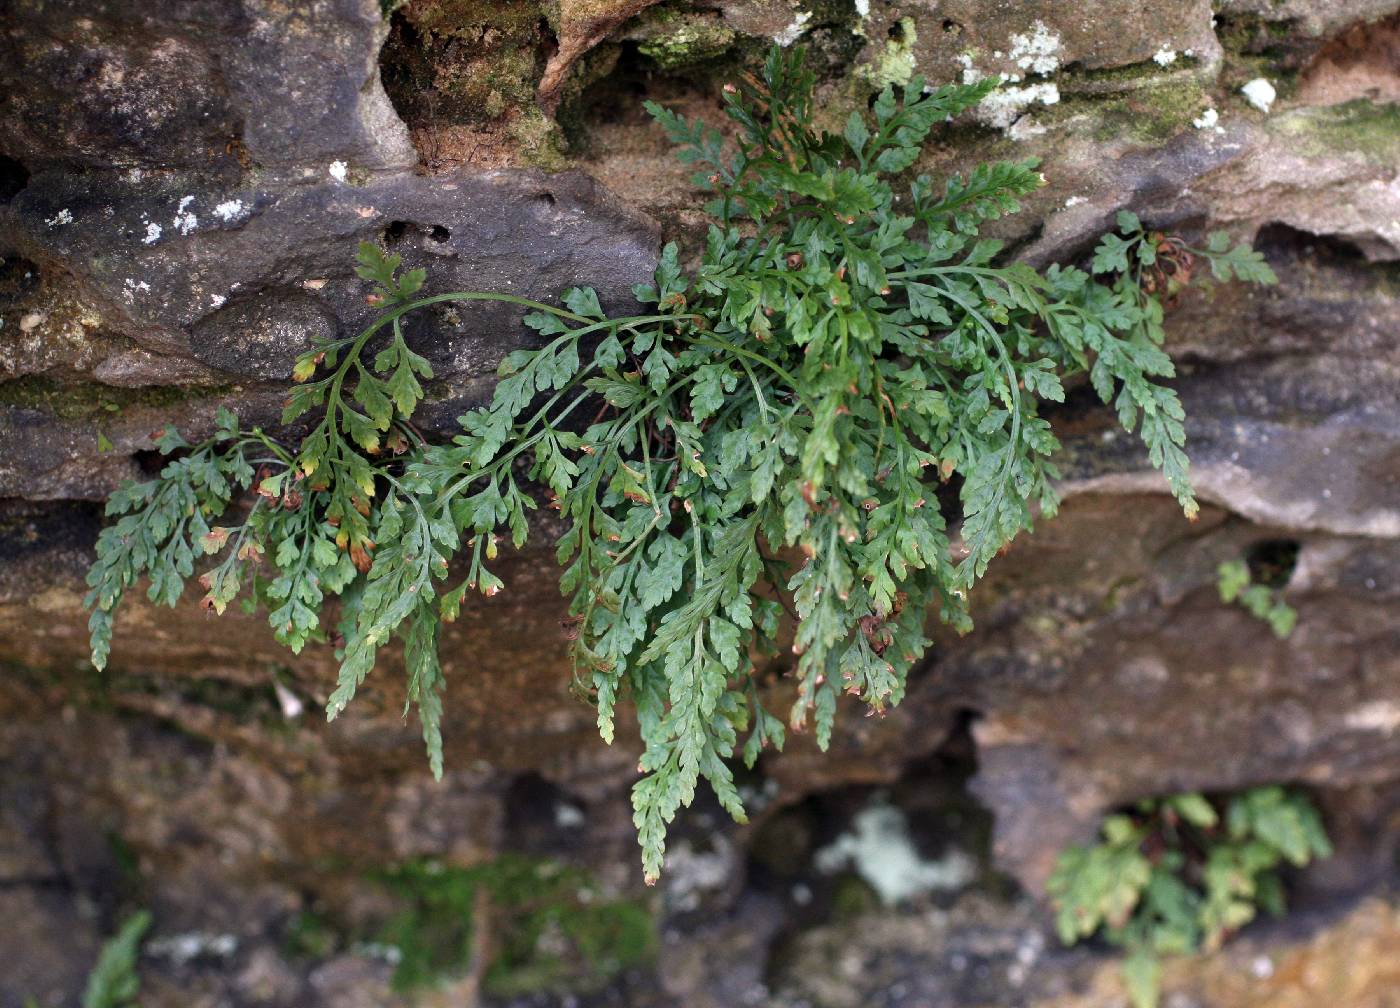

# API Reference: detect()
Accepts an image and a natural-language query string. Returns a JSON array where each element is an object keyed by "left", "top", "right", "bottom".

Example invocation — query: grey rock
[
  {"left": 6, "top": 167, "right": 659, "bottom": 379},
  {"left": 0, "top": 0, "right": 413, "bottom": 172},
  {"left": 91, "top": 348, "right": 224, "bottom": 388},
  {"left": 191, "top": 290, "right": 339, "bottom": 380}
]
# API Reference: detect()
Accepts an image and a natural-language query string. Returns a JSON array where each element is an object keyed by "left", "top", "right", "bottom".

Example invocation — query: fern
[
  {"left": 1048, "top": 788, "right": 1330, "bottom": 1008},
  {"left": 1218, "top": 558, "right": 1297, "bottom": 638},
  {"left": 85, "top": 47, "right": 1276, "bottom": 881},
  {"left": 81, "top": 911, "right": 151, "bottom": 1008}
]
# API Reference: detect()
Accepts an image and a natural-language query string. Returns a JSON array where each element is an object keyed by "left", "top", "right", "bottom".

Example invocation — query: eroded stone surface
[{"left": 2, "top": 0, "right": 1399, "bottom": 1004}]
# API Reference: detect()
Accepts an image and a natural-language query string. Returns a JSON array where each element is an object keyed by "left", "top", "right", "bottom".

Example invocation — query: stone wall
[{"left": 1, "top": 1, "right": 1399, "bottom": 1005}]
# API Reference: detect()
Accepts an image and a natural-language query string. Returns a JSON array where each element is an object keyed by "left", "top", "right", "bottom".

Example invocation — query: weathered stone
[
  {"left": 852, "top": 0, "right": 1221, "bottom": 96},
  {"left": 2, "top": 1, "right": 1400, "bottom": 1004},
  {"left": 1218, "top": 0, "right": 1400, "bottom": 38},
  {"left": 1297, "top": 12, "right": 1400, "bottom": 105},
  {"left": 5, "top": 166, "right": 659, "bottom": 378},
  {"left": 772, "top": 893, "right": 1400, "bottom": 1008},
  {"left": 191, "top": 291, "right": 339, "bottom": 380},
  {"left": 0, "top": 0, "right": 414, "bottom": 172}
]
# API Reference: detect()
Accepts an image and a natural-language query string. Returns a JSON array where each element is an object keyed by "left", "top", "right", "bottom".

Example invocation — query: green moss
[
  {"left": 633, "top": 8, "right": 737, "bottom": 70},
  {"left": 509, "top": 110, "right": 571, "bottom": 171},
  {"left": 1275, "top": 100, "right": 1400, "bottom": 165},
  {"left": 371, "top": 856, "right": 655, "bottom": 996},
  {"left": 0, "top": 376, "right": 229, "bottom": 421},
  {"left": 379, "top": 1, "right": 547, "bottom": 127},
  {"left": 1216, "top": 12, "right": 1296, "bottom": 57},
  {"left": 1041, "top": 79, "right": 1207, "bottom": 145},
  {"left": 1066, "top": 55, "right": 1203, "bottom": 88},
  {"left": 404, "top": 0, "right": 543, "bottom": 42},
  {"left": 829, "top": 874, "right": 880, "bottom": 920},
  {"left": 285, "top": 909, "right": 342, "bottom": 959},
  {"left": 858, "top": 16, "right": 918, "bottom": 90}
]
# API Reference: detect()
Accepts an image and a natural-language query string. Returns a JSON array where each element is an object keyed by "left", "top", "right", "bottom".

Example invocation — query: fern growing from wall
[{"left": 86, "top": 47, "right": 1277, "bottom": 879}]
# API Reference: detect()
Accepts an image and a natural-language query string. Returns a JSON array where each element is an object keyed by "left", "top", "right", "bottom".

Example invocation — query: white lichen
[
  {"left": 978, "top": 81, "right": 1060, "bottom": 130},
  {"left": 1345, "top": 700, "right": 1400, "bottom": 733},
  {"left": 1007, "top": 20, "right": 1061, "bottom": 74},
  {"left": 272, "top": 679, "right": 303, "bottom": 719},
  {"left": 147, "top": 932, "right": 238, "bottom": 966},
  {"left": 142, "top": 221, "right": 162, "bottom": 245},
  {"left": 554, "top": 802, "right": 585, "bottom": 828},
  {"left": 213, "top": 198, "right": 246, "bottom": 223},
  {"left": 122, "top": 278, "right": 152, "bottom": 303},
  {"left": 351, "top": 941, "right": 404, "bottom": 965},
  {"left": 960, "top": 25, "right": 1062, "bottom": 134},
  {"left": 1064, "top": 195, "right": 1088, "bottom": 208},
  {"left": 773, "top": 10, "right": 812, "bottom": 47},
  {"left": 854, "top": 0, "right": 869, "bottom": 17},
  {"left": 328, "top": 160, "right": 349, "bottom": 182},
  {"left": 45, "top": 209, "right": 73, "bottom": 227},
  {"left": 957, "top": 51, "right": 980, "bottom": 86},
  {"left": 1193, "top": 107, "right": 1225, "bottom": 133},
  {"left": 209, "top": 293, "right": 226, "bottom": 309},
  {"left": 1153, "top": 47, "right": 1178, "bottom": 66},
  {"left": 814, "top": 798, "right": 978, "bottom": 905},
  {"left": 1241, "top": 78, "right": 1277, "bottom": 114},
  {"left": 172, "top": 195, "right": 198, "bottom": 235},
  {"left": 663, "top": 836, "right": 733, "bottom": 912}
]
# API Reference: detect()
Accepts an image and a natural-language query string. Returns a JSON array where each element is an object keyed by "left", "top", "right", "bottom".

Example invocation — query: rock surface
[{"left": 2, "top": 0, "right": 1400, "bottom": 1005}]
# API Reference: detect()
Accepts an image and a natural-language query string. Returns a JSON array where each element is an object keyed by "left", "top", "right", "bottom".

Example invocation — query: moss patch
[
  {"left": 378, "top": 1, "right": 550, "bottom": 148},
  {"left": 1042, "top": 79, "right": 1207, "bottom": 145},
  {"left": 371, "top": 856, "right": 655, "bottom": 996},
  {"left": 858, "top": 16, "right": 918, "bottom": 90},
  {"left": 631, "top": 7, "right": 737, "bottom": 70},
  {"left": 1274, "top": 99, "right": 1400, "bottom": 165},
  {"left": 0, "top": 376, "right": 230, "bottom": 421}
]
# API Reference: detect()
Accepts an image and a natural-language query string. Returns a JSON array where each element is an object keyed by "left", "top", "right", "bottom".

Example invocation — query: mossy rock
[
  {"left": 370, "top": 855, "right": 656, "bottom": 996},
  {"left": 0, "top": 376, "right": 229, "bottom": 421},
  {"left": 630, "top": 7, "right": 737, "bottom": 71},
  {"left": 1274, "top": 99, "right": 1400, "bottom": 166}
]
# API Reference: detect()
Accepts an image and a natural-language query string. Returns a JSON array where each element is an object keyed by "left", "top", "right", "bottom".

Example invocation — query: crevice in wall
[
  {"left": 750, "top": 710, "right": 1012, "bottom": 982},
  {"left": 0, "top": 154, "right": 30, "bottom": 205}
]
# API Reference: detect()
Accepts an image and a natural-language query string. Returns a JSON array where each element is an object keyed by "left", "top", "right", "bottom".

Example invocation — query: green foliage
[
  {"left": 86, "top": 46, "right": 1277, "bottom": 881},
  {"left": 1218, "top": 558, "right": 1297, "bottom": 638},
  {"left": 81, "top": 911, "right": 151, "bottom": 1008},
  {"left": 373, "top": 857, "right": 654, "bottom": 995},
  {"left": 1048, "top": 787, "right": 1331, "bottom": 1008}
]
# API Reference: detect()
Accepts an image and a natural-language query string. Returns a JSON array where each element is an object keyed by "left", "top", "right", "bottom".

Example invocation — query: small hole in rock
[
  {"left": 428, "top": 224, "right": 450, "bottom": 242},
  {"left": 887, "top": 21, "right": 906, "bottom": 42},
  {"left": 0, "top": 154, "right": 29, "bottom": 204},
  {"left": 383, "top": 220, "right": 409, "bottom": 244},
  {"left": 942, "top": 19, "right": 962, "bottom": 35},
  {"left": 1246, "top": 539, "right": 1300, "bottom": 590},
  {"left": 535, "top": 191, "right": 557, "bottom": 207},
  {"left": 538, "top": 16, "right": 559, "bottom": 60}
]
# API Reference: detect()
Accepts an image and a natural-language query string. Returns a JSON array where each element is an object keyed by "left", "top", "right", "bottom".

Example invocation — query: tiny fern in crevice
[
  {"left": 85, "top": 47, "right": 1277, "bottom": 880},
  {"left": 1047, "top": 787, "right": 1330, "bottom": 1008},
  {"left": 81, "top": 911, "right": 151, "bottom": 1008},
  {"left": 1218, "top": 558, "right": 1297, "bottom": 638}
]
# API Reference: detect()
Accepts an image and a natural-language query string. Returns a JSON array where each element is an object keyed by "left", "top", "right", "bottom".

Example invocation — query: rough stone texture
[
  {"left": 0, "top": 0, "right": 415, "bottom": 172},
  {"left": 772, "top": 895, "right": 1400, "bottom": 1008},
  {"left": 2, "top": 0, "right": 1400, "bottom": 1005}
]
